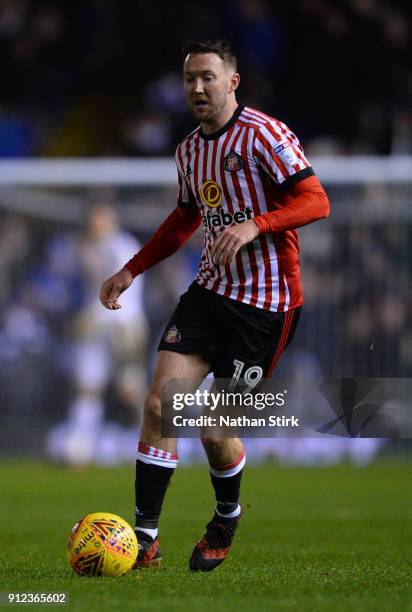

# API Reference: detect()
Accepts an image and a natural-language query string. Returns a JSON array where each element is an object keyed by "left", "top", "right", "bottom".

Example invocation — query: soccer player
[{"left": 100, "top": 39, "right": 330, "bottom": 571}]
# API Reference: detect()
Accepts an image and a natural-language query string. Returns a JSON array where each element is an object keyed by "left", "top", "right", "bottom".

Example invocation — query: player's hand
[
  {"left": 100, "top": 267, "right": 134, "bottom": 310},
  {"left": 210, "top": 219, "right": 260, "bottom": 266}
]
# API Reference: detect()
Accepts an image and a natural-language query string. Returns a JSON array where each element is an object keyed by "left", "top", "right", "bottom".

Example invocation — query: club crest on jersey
[
  {"left": 200, "top": 180, "right": 222, "bottom": 208},
  {"left": 164, "top": 325, "right": 181, "bottom": 344},
  {"left": 223, "top": 150, "right": 244, "bottom": 172}
]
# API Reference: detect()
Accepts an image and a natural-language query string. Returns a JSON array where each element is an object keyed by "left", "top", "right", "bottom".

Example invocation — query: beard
[{"left": 189, "top": 94, "right": 227, "bottom": 124}]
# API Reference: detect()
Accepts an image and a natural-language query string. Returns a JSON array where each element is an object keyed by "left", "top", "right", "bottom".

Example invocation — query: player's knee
[
  {"left": 201, "top": 435, "right": 224, "bottom": 454},
  {"left": 143, "top": 391, "right": 162, "bottom": 429},
  {"left": 201, "top": 436, "right": 244, "bottom": 466}
]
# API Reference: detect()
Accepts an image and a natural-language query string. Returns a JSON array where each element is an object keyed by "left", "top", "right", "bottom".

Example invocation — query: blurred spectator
[{"left": 47, "top": 201, "right": 148, "bottom": 466}]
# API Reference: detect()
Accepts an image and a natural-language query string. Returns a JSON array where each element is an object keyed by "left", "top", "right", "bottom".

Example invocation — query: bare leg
[
  {"left": 140, "top": 350, "right": 211, "bottom": 453},
  {"left": 201, "top": 436, "right": 244, "bottom": 468}
]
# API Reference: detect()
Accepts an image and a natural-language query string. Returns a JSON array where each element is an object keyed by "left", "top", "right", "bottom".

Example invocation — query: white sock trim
[
  {"left": 137, "top": 453, "right": 177, "bottom": 469},
  {"left": 137, "top": 442, "right": 178, "bottom": 469},
  {"left": 215, "top": 503, "right": 241, "bottom": 519},
  {"left": 134, "top": 526, "right": 158, "bottom": 540},
  {"left": 209, "top": 452, "right": 246, "bottom": 478}
]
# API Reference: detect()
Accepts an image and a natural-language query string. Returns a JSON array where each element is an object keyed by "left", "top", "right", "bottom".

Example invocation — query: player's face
[{"left": 183, "top": 53, "right": 238, "bottom": 124}]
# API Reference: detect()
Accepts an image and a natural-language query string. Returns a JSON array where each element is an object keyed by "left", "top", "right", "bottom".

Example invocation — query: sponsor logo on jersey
[
  {"left": 223, "top": 150, "right": 244, "bottom": 172},
  {"left": 200, "top": 180, "right": 222, "bottom": 208},
  {"left": 273, "top": 143, "right": 287, "bottom": 154},
  {"left": 164, "top": 325, "right": 181, "bottom": 344},
  {"left": 204, "top": 207, "right": 253, "bottom": 230},
  {"left": 274, "top": 141, "right": 297, "bottom": 166}
]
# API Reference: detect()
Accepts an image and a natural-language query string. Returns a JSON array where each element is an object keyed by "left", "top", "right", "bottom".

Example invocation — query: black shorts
[{"left": 158, "top": 282, "right": 300, "bottom": 381}]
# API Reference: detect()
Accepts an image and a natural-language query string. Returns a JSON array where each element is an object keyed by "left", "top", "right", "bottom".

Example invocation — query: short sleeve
[{"left": 253, "top": 121, "right": 314, "bottom": 190}]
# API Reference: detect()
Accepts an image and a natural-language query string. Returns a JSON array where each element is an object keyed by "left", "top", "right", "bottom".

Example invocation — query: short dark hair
[{"left": 182, "top": 38, "right": 237, "bottom": 71}]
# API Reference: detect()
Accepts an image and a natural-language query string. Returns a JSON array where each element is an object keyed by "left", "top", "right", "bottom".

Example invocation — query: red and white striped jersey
[{"left": 175, "top": 105, "right": 314, "bottom": 312}]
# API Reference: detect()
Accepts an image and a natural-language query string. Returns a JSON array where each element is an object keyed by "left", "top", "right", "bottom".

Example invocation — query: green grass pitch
[{"left": 1, "top": 461, "right": 411, "bottom": 611}]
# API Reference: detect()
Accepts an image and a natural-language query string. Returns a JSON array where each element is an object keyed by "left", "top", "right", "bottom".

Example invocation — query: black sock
[
  {"left": 134, "top": 460, "right": 174, "bottom": 530},
  {"left": 210, "top": 469, "right": 243, "bottom": 519}
]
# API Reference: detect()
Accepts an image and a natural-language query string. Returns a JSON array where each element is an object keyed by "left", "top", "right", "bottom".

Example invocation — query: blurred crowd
[
  {"left": 0, "top": 181, "right": 410, "bottom": 463},
  {"left": 0, "top": 0, "right": 411, "bottom": 157}
]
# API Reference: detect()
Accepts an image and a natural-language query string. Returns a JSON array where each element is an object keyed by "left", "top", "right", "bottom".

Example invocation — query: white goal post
[{"left": 0, "top": 156, "right": 411, "bottom": 186}]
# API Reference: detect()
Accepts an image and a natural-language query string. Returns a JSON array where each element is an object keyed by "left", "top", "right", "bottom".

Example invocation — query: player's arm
[
  {"left": 100, "top": 172, "right": 201, "bottom": 310},
  {"left": 124, "top": 205, "right": 201, "bottom": 277},
  {"left": 253, "top": 174, "right": 329, "bottom": 234},
  {"left": 211, "top": 175, "right": 329, "bottom": 265}
]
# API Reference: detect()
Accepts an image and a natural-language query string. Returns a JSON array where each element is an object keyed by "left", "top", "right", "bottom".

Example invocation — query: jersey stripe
[
  {"left": 209, "top": 130, "right": 232, "bottom": 294},
  {"left": 225, "top": 125, "right": 248, "bottom": 301}
]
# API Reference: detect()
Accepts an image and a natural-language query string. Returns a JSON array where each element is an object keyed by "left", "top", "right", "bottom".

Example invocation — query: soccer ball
[{"left": 67, "top": 512, "right": 138, "bottom": 577}]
